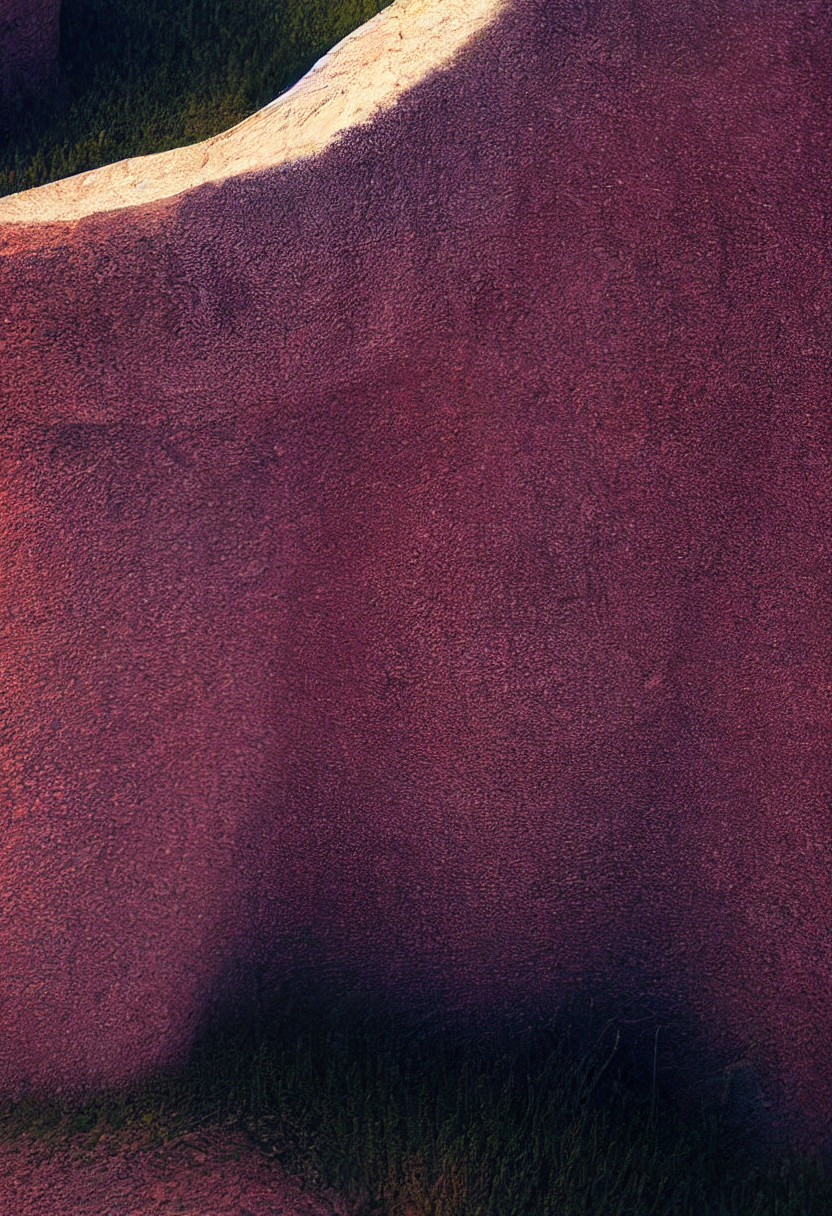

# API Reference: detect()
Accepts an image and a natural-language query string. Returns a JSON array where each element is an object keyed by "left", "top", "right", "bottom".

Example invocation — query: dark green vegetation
[
  {"left": 0, "top": 0, "right": 395, "bottom": 197},
  {"left": 1, "top": 3, "right": 830, "bottom": 1211},
  {"left": 0, "top": 987, "right": 829, "bottom": 1214}
]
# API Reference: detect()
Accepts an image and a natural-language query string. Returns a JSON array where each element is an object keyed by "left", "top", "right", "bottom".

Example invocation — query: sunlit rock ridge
[
  {"left": 0, "top": 0, "right": 829, "bottom": 1179},
  {"left": 0, "top": 0, "right": 509, "bottom": 222}
]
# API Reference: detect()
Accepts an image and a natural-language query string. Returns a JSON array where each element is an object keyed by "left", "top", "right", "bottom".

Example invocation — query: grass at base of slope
[
  {"left": 0, "top": 986, "right": 829, "bottom": 1216},
  {"left": 0, "top": 0, "right": 395, "bottom": 198}
]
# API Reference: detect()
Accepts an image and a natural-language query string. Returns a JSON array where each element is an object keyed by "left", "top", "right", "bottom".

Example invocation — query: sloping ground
[
  {"left": 0, "top": 0, "right": 830, "bottom": 1178},
  {"left": 0, "top": 0, "right": 509, "bottom": 221},
  {"left": 0, "top": 1123, "right": 354, "bottom": 1215}
]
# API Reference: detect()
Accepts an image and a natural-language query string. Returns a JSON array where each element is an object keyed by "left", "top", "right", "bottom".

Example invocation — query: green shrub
[
  {"left": 1, "top": 992, "right": 830, "bottom": 1214},
  {"left": 0, "top": 0, "right": 394, "bottom": 197}
]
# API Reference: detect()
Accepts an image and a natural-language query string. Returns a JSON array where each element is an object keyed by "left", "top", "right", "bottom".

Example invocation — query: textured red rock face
[
  {"left": 0, "top": 0, "right": 829, "bottom": 1174},
  {"left": 0, "top": 0, "right": 62, "bottom": 117}
]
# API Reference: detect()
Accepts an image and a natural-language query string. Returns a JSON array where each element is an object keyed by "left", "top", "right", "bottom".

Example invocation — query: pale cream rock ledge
[{"left": 0, "top": 0, "right": 511, "bottom": 225}]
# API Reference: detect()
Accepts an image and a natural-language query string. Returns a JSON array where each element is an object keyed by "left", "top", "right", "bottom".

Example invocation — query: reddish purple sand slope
[
  {"left": 1, "top": 0, "right": 830, "bottom": 1172},
  {"left": 0, "top": 0, "right": 61, "bottom": 119}
]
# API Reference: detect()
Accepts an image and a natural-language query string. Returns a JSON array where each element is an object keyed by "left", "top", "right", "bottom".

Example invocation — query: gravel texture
[{"left": 0, "top": 0, "right": 829, "bottom": 1178}]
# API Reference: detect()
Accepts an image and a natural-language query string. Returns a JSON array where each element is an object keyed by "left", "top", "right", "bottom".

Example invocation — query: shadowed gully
[{"left": 0, "top": 0, "right": 830, "bottom": 1181}]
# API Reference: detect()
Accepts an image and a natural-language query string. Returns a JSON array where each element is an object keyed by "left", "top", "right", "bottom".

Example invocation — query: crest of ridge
[{"left": 0, "top": 0, "right": 509, "bottom": 225}]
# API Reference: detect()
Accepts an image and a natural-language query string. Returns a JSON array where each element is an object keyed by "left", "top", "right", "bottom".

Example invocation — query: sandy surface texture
[
  {"left": 0, "top": 0, "right": 829, "bottom": 1180},
  {"left": 0, "top": 0, "right": 509, "bottom": 224},
  {"left": 0, "top": 1124, "right": 355, "bottom": 1216}
]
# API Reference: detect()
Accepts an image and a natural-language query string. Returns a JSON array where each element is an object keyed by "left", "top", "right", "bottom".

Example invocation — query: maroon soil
[
  {"left": 0, "top": 1123, "right": 355, "bottom": 1215},
  {"left": 0, "top": 0, "right": 830, "bottom": 1176}
]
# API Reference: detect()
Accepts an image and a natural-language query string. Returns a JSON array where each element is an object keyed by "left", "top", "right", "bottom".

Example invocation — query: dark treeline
[{"left": 0, "top": 0, "right": 394, "bottom": 198}]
